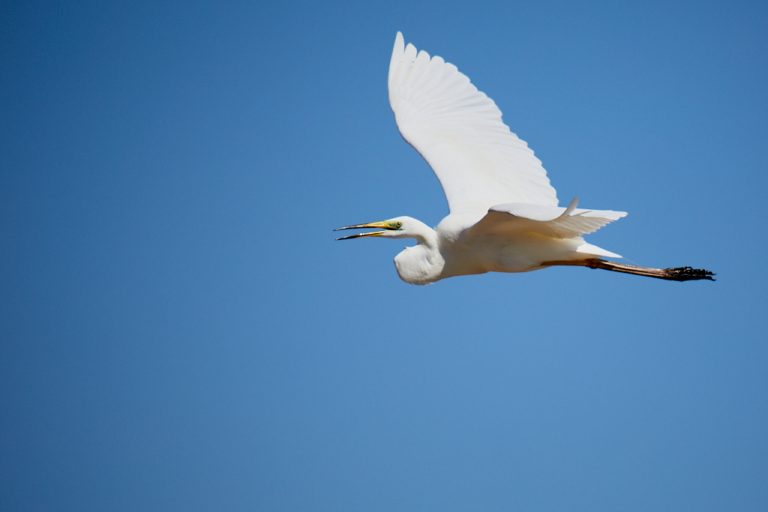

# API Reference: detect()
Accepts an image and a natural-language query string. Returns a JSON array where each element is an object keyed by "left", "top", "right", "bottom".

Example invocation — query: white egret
[{"left": 336, "top": 32, "right": 714, "bottom": 284}]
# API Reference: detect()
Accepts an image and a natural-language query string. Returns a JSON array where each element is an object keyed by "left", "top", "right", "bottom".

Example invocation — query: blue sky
[{"left": 2, "top": 0, "right": 767, "bottom": 510}]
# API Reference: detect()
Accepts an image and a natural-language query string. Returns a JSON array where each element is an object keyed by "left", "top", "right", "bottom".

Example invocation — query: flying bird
[{"left": 336, "top": 32, "right": 714, "bottom": 285}]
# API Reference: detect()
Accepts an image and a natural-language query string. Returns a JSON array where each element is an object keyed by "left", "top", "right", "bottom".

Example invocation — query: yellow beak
[{"left": 334, "top": 221, "right": 393, "bottom": 240}]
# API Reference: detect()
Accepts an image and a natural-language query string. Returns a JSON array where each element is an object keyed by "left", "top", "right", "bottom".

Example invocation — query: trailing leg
[{"left": 544, "top": 258, "right": 715, "bottom": 282}]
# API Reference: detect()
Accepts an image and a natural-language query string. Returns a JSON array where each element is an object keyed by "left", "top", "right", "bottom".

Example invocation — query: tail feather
[{"left": 576, "top": 241, "right": 622, "bottom": 259}]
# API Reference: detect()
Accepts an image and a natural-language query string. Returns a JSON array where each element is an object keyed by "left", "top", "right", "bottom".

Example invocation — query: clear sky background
[{"left": 3, "top": 1, "right": 767, "bottom": 510}]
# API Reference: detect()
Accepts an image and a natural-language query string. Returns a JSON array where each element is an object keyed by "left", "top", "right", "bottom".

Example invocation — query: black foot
[{"left": 664, "top": 266, "right": 716, "bottom": 281}]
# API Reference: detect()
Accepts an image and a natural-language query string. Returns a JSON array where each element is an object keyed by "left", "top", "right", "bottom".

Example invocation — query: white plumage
[
  {"left": 336, "top": 32, "right": 714, "bottom": 284},
  {"left": 388, "top": 31, "right": 559, "bottom": 212}
]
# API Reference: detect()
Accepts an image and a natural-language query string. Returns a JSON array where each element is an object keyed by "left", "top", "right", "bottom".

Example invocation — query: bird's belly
[{"left": 443, "top": 234, "right": 581, "bottom": 276}]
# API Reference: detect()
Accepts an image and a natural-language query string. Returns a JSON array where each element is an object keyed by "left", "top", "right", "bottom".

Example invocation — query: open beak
[{"left": 334, "top": 221, "right": 394, "bottom": 240}]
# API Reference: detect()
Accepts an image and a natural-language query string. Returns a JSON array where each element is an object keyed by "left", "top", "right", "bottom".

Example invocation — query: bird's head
[
  {"left": 335, "top": 216, "right": 442, "bottom": 283},
  {"left": 334, "top": 216, "right": 412, "bottom": 240}
]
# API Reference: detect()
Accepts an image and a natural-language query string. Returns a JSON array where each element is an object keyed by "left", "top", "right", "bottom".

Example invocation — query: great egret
[{"left": 336, "top": 32, "right": 714, "bottom": 284}]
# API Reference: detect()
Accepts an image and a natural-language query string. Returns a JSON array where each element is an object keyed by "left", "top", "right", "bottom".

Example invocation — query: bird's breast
[{"left": 393, "top": 245, "right": 445, "bottom": 285}]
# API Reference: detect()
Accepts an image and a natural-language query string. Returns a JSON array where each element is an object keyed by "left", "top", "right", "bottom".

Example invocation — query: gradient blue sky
[{"left": 3, "top": 1, "right": 768, "bottom": 510}]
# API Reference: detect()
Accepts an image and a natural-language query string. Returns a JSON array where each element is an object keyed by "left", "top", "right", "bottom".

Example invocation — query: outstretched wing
[
  {"left": 388, "top": 32, "right": 558, "bottom": 214},
  {"left": 467, "top": 199, "right": 627, "bottom": 240}
]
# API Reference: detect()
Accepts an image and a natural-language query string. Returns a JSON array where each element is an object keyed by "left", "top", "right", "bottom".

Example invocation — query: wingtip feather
[{"left": 563, "top": 196, "right": 580, "bottom": 216}]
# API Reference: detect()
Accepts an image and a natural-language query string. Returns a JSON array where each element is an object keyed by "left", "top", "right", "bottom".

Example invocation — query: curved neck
[
  {"left": 407, "top": 218, "right": 439, "bottom": 248},
  {"left": 393, "top": 218, "right": 443, "bottom": 285}
]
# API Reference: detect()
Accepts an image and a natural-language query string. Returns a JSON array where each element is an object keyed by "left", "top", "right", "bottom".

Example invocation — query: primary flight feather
[{"left": 336, "top": 32, "right": 714, "bottom": 284}]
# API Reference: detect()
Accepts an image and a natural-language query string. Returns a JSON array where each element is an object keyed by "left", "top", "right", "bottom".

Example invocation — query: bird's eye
[{"left": 389, "top": 221, "right": 402, "bottom": 229}]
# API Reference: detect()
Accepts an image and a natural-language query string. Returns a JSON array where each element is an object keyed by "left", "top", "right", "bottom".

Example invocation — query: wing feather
[
  {"left": 388, "top": 32, "right": 558, "bottom": 214},
  {"left": 468, "top": 201, "right": 627, "bottom": 240}
]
